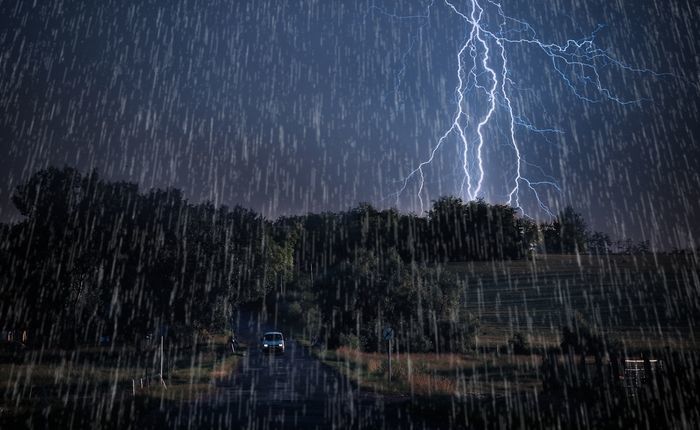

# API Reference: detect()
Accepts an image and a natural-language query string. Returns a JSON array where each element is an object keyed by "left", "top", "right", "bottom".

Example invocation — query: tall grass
[{"left": 329, "top": 347, "right": 539, "bottom": 397}]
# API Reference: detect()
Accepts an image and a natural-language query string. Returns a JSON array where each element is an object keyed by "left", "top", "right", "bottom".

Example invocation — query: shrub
[
  {"left": 339, "top": 333, "right": 361, "bottom": 350},
  {"left": 509, "top": 332, "right": 529, "bottom": 354}
]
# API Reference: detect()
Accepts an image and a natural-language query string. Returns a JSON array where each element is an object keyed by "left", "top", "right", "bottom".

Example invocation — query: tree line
[{"left": 0, "top": 167, "right": 649, "bottom": 350}]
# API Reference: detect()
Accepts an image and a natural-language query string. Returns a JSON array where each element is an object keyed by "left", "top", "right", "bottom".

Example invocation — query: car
[{"left": 260, "top": 331, "right": 285, "bottom": 354}]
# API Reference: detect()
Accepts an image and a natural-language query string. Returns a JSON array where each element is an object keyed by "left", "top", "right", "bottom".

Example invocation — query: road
[
  {"left": 214, "top": 338, "right": 360, "bottom": 428},
  {"left": 200, "top": 312, "right": 443, "bottom": 429}
]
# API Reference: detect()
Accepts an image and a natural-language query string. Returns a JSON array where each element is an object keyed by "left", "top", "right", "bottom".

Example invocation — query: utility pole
[{"left": 388, "top": 338, "right": 392, "bottom": 382}]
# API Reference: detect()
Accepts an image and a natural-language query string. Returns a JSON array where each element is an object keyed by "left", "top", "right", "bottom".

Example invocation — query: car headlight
[{"left": 264, "top": 344, "right": 268, "bottom": 347}]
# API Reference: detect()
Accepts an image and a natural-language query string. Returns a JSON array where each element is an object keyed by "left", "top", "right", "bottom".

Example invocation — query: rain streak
[{"left": 0, "top": 1, "right": 699, "bottom": 429}]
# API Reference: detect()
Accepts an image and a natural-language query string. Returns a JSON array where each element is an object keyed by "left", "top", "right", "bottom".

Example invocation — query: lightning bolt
[{"left": 376, "top": 0, "right": 667, "bottom": 216}]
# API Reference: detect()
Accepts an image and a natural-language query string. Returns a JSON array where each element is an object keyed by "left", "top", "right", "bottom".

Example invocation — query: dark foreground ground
[
  {"left": 3, "top": 309, "right": 699, "bottom": 429},
  {"left": 0, "top": 312, "right": 464, "bottom": 430}
]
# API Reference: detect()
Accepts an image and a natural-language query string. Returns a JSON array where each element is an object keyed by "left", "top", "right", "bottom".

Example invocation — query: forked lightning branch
[{"left": 374, "top": 0, "right": 664, "bottom": 216}]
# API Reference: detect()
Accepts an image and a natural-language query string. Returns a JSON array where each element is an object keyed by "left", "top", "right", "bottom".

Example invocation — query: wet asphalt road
[
  {"left": 214, "top": 338, "right": 361, "bottom": 428},
  {"left": 200, "top": 313, "right": 445, "bottom": 429}
]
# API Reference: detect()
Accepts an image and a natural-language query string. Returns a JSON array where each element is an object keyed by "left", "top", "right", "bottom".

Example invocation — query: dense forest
[{"left": 0, "top": 167, "right": 652, "bottom": 350}]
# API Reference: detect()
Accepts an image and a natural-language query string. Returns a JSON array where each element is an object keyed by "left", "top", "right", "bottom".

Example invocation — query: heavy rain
[{"left": 1, "top": 0, "right": 699, "bottom": 429}]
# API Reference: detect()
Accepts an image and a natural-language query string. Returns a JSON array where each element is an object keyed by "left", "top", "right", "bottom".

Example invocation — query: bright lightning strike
[{"left": 377, "top": 0, "right": 666, "bottom": 216}]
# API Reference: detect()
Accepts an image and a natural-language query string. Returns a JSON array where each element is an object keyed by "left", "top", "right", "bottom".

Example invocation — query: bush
[
  {"left": 401, "top": 329, "right": 434, "bottom": 353},
  {"left": 509, "top": 332, "right": 529, "bottom": 354},
  {"left": 287, "top": 301, "right": 303, "bottom": 320},
  {"left": 338, "top": 333, "right": 361, "bottom": 350}
]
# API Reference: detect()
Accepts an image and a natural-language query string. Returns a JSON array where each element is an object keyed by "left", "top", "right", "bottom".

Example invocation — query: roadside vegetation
[
  {"left": 0, "top": 334, "right": 243, "bottom": 423},
  {"left": 316, "top": 346, "right": 541, "bottom": 398}
]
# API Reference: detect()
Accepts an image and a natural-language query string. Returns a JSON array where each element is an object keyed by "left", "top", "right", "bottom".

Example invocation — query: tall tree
[{"left": 544, "top": 206, "right": 588, "bottom": 254}]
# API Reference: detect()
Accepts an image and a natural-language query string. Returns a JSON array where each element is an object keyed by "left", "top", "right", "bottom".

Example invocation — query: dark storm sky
[{"left": 0, "top": 0, "right": 699, "bottom": 249}]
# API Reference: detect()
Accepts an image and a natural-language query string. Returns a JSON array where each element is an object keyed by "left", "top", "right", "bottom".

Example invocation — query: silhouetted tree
[
  {"left": 587, "top": 231, "right": 612, "bottom": 255},
  {"left": 427, "top": 197, "right": 529, "bottom": 261},
  {"left": 1, "top": 168, "right": 292, "bottom": 345},
  {"left": 2, "top": 167, "right": 605, "bottom": 353},
  {"left": 543, "top": 206, "right": 587, "bottom": 254}
]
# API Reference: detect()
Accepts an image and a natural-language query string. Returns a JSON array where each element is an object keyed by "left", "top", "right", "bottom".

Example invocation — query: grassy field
[
  {"left": 312, "top": 253, "right": 700, "bottom": 402},
  {"left": 448, "top": 253, "right": 700, "bottom": 351},
  {"left": 0, "top": 334, "right": 244, "bottom": 422},
  {"left": 317, "top": 346, "right": 541, "bottom": 399}
]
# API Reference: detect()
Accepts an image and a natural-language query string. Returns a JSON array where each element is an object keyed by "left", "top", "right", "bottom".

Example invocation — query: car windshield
[{"left": 263, "top": 333, "right": 282, "bottom": 341}]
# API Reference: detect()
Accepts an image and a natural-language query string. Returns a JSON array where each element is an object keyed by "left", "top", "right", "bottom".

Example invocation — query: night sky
[{"left": 1, "top": 0, "right": 699, "bottom": 249}]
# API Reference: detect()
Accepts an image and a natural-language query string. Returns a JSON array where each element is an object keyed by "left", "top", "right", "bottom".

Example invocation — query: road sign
[{"left": 382, "top": 326, "right": 394, "bottom": 341}]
